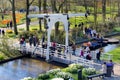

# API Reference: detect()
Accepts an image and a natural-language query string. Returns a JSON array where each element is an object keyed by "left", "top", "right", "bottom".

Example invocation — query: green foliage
[
  {"left": 21, "top": 77, "right": 33, "bottom": 80},
  {"left": 69, "top": 63, "right": 84, "bottom": 69},
  {"left": 19, "top": 28, "right": 25, "bottom": 32},
  {"left": 47, "top": 68, "right": 61, "bottom": 75},
  {"left": 0, "top": 54, "right": 5, "bottom": 61},
  {"left": 37, "top": 73, "right": 49, "bottom": 80},
  {"left": 101, "top": 53, "right": 111, "bottom": 61},
  {"left": 56, "top": 72, "right": 72, "bottom": 80},
  {"left": 82, "top": 72, "right": 88, "bottom": 80},
  {"left": 31, "top": 28, "right": 38, "bottom": 31},
  {"left": 7, "top": 34, "right": 16, "bottom": 38},
  {"left": 19, "top": 31, "right": 39, "bottom": 39},
  {"left": 63, "top": 63, "right": 84, "bottom": 74},
  {"left": 29, "top": 25, "right": 39, "bottom": 31},
  {"left": 50, "top": 30, "right": 66, "bottom": 44},
  {"left": 113, "top": 27, "right": 120, "bottom": 32},
  {"left": 108, "top": 47, "right": 120, "bottom": 63},
  {"left": 0, "top": 38, "right": 21, "bottom": 59},
  {"left": 82, "top": 68, "right": 96, "bottom": 75},
  {"left": 6, "top": 30, "right": 13, "bottom": 34}
]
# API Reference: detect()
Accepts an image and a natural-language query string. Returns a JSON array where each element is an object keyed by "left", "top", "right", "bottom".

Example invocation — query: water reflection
[
  {"left": 0, "top": 58, "right": 63, "bottom": 80},
  {"left": 103, "top": 44, "right": 118, "bottom": 53}
]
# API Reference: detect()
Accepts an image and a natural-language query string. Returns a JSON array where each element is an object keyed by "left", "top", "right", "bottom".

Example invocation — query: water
[
  {"left": 0, "top": 58, "right": 63, "bottom": 80},
  {"left": 103, "top": 44, "right": 118, "bottom": 53}
]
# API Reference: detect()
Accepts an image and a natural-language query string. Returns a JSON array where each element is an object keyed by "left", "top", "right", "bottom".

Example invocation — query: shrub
[
  {"left": 0, "top": 54, "right": 5, "bottom": 61},
  {"left": 37, "top": 73, "right": 49, "bottom": 80},
  {"left": 56, "top": 72, "right": 72, "bottom": 80},
  {"left": 47, "top": 68, "right": 61, "bottom": 75},
  {"left": 19, "top": 31, "right": 38, "bottom": 39},
  {"left": 19, "top": 28, "right": 25, "bottom": 31},
  {"left": 31, "top": 28, "right": 38, "bottom": 31},
  {"left": 63, "top": 63, "right": 84, "bottom": 73},
  {"left": 82, "top": 68, "right": 96, "bottom": 75},
  {"left": 7, "top": 34, "right": 16, "bottom": 38},
  {"left": 21, "top": 77, "right": 33, "bottom": 80},
  {"left": 6, "top": 30, "right": 13, "bottom": 34},
  {"left": 69, "top": 63, "right": 84, "bottom": 69},
  {"left": 51, "top": 78, "right": 64, "bottom": 80},
  {"left": 113, "top": 27, "right": 120, "bottom": 32}
]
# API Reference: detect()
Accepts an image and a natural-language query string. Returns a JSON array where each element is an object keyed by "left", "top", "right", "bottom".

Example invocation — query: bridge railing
[{"left": 72, "top": 57, "right": 94, "bottom": 68}]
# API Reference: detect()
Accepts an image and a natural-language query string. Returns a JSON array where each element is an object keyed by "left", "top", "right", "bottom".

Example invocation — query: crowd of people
[
  {"left": 20, "top": 35, "right": 39, "bottom": 48},
  {"left": 70, "top": 26, "right": 110, "bottom": 61},
  {"left": 84, "top": 27, "right": 106, "bottom": 43}
]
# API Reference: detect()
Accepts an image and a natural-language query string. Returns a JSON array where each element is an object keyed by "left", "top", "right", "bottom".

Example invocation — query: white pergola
[{"left": 28, "top": 13, "right": 87, "bottom": 61}]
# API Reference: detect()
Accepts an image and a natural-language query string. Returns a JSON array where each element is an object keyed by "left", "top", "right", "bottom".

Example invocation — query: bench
[{"left": 87, "top": 73, "right": 106, "bottom": 80}]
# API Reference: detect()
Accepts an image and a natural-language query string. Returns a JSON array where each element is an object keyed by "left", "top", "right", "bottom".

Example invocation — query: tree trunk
[
  {"left": 118, "top": 0, "right": 120, "bottom": 26},
  {"left": 43, "top": 0, "right": 47, "bottom": 29},
  {"left": 51, "top": 0, "right": 66, "bottom": 35},
  {"left": 83, "top": 0, "right": 87, "bottom": 11},
  {"left": 94, "top": 0, "right": 97, "bottom": 30},
  {"left": 102, "top": 0, "right": 106, "bottom": 22},
  {"left": 26, "top": 0, "right": 30, "bottom": 31},
  {"left": 38, "top": 0, "right": 42, "bottom": 32},
  {"left": 109, "top": 0, "right": 112, "bottom": 18},
  {"left": 12, "top": 0, "right": 18, "bottom": 35},
  {"left": 118, "top": 0, "right": 120, "bottom": 16},
  {"left": 65, "top": 0, "right": 68, "bottom": 13}
]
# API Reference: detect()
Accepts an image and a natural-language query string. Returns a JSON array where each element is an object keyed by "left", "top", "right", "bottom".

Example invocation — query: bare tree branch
[
  {"left": 9, "top": 0, "right": 12, "bottom": 4},
  {"left": 58, "top": 0, "right": 66, "bottom": 11},
  {"left": 29, "top": 0, "right": 34, "bottom": 5}
]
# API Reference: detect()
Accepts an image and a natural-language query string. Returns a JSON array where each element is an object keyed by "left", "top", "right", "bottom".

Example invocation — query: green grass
[
  {"left": 101, "top": 53, "right": 113, "bottom": 61},
  {"left": 107, "top": 47, "right": 120, "bottom": 63},
  {"left": 113, "top": 27, "right": 120, "bottom": 32},
  {"left": 101, "top": 47, "right": 120, "bottom": 64}
]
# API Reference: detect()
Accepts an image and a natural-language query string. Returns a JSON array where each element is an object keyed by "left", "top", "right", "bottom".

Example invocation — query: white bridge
[{"left": 28, "top": 13, "right": 88, "bottom": 61}]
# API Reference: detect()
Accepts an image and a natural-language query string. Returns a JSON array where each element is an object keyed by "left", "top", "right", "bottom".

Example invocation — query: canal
[{"left": 0, "top": 58, "right": 63, "bottom": 80}]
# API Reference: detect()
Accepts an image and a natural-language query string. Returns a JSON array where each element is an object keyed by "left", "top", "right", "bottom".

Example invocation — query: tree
[
  {"left": 102, "top": 0, "right": 106, "bottom": 22},
  {"left": 0, "top": 0, "right": 11, "bottom": 12},
  {"left": 83, "top": 0, "right": 87, "bottom": 11},
  {"left": 38, "top": 0, "right": 42, "bottom": 32},
  {"left": 93, "top": 0, "right": 98, "bottom": 30},
  {"left": 26, "top": 0, "right": 35, "bottom": 31},
  {"left": 9, "top": 0, "right": 18, "bottom": 35},
  {"left": 51, "top": 0, "right": 66, "bottom": 34},
  {"left": 118, "top": 0, "right": 120, "bottom": 16}
]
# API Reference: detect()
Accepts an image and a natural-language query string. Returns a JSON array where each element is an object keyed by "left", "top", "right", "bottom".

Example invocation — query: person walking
[
  {"left": 2, "top": 29, "right": 5, "bottom": 36},
  {"left": 102, "top": 62, "right": 107, "bottom": 75},
  {"left": 107, "top": 60, "right": 114, "bottom": 75},
  {"left": 6, "top": 22, "right": 9, "bottom": 28},
  {"left": 96, "top": 49, "right": 101, "bottom": 62},
  {"left": 10, "top": 20, "right": 13, "bottom": 29},
  {"left": 72, "top": 43, "right": 76, "bottom": 55},
  {"left": 29, "top": 36, "right": 33, "bottom": 47},
  {"left": 33, "top": 36, "right": 37, "bottom": 47},
  {"left": 0, "top": 29, "right": 1, "bottom": 35},
  {"left": 110, "top": 60, "right": 114, "bottom": 75},
  {"left": 1, "top": 15, "right": 4, "bottom": 20}
]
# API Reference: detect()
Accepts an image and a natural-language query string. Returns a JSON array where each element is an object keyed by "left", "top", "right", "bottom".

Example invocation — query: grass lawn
[{"left": 108, "top": 47, "right": 120, "bottom": 63}]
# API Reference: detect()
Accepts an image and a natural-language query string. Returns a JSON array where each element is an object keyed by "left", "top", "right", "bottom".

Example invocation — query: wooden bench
[{"left": 87, "top": 73, "right": 106, "bottom": 80}]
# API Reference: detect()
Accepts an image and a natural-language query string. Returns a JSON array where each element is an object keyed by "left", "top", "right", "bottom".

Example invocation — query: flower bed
[{"left": 22, "top": 63, "right": 97, "bottom": 80}]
